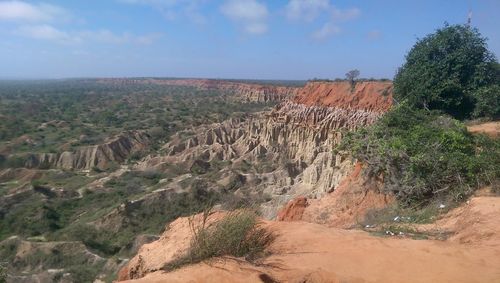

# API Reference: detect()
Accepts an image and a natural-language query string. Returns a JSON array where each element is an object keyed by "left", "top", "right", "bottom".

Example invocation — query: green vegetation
[
  {"left": 340, "top": 105, "right": 499, "bottom": 206},
  {"left": 165, "top": 209, "right": 274, "bottom": 270},
  {"left": 342, "top": 24, "right": 499, "bottom": 207},
  {"left": 394, "top": 24, "right": 499, "bottom": 120},
  {"left": 0, "top": 262, "right": 6, "bottom": 283},
  {"left": 472, "top": 84, "right": 500, "bottom": 119},
  {"left": 0, "top": 79, "right": 277, "bottom": 281},
  {"left": 0, "top": 79, "right": 272, "bottom": 157}
]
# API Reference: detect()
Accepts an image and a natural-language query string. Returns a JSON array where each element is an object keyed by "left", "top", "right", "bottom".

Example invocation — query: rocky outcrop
[
  {"left": 138, "top": 81, "right": 393, "bottom": 218},
  {"left": 294, "top": 81, "right": 393, "bottom": 112},
  {"left": 276, "top": 196, "right": 308, "bottom": 221},
  {"left": 22, "top": 131, "right": 151, "bottom": 170},
  {"left": 291, "top": 162, "right": 395, "bottom": 228}
]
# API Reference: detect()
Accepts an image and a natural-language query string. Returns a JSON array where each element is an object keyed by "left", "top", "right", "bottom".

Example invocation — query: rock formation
[
  {"left": 137, "top": 81, "right": 393, "bottom": 218},
  {"left": 23, "top": 131, "right": 151, "bottom": 170}
]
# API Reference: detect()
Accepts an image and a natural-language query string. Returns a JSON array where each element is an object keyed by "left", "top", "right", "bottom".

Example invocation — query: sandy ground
[
  {"left": 120, "top": 196, "right": 500, "bottom": 283},
  {"left": 467, "top": 121, "right": 500, "bottom": 138}
]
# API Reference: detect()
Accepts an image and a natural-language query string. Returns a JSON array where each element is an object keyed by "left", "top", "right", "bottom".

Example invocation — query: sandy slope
[
  {"left": 467, "top": 121, "right": 500, "bottom": 138},
  {"left": 119, "top": 196, "right": 500, "bottom": 283}
]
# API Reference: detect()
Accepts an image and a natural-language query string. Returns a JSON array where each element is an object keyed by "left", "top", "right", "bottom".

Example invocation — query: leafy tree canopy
[{"left": 394, "top": 24, "right": 499, "bottom": 119}]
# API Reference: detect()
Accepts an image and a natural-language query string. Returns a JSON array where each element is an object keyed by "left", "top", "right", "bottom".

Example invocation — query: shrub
[
  {"left": 165, "top": 209, "right": 274, "bottom": 270},
  {"left": 394, "top": 24, "right": 498, "bottom": 119},
  {"left": 472, "top": 85, "right": 500, "bottom": 119},
  {"left": 339, "top": 105, "right": 500, "bottom": 206},
  {"left": 0, "top": 262, "right": 6, "bottom": 283}
]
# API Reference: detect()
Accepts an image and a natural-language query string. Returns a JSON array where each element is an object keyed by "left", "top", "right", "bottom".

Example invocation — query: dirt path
[{"left": 467, "top": 121, "right": 500, "bottom": 138}]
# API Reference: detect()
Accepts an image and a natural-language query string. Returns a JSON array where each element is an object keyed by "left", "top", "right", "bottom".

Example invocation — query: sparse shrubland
[
  {"left": 164, "top": 209, "right": 274, "bottom": 271},
  {"left": 341, "top": 105, "right": 499, "bottom": 206}
]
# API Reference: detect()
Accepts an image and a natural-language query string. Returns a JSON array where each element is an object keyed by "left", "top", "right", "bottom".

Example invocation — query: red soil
[
  {"left": 294, "top": 81, "right": 393, "bottom": 112},
  {"left": 119, "top": 195, "right": 500, "bottom": 283},
  {"left": 276, "top": 196, "right": 308, "bottom": 221}
]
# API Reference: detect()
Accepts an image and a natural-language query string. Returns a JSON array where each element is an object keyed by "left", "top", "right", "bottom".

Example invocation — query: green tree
[
  {"left": 473, "top": 85, "right": 500, "bottom": 119},
  {"left": 394, "top": 24, "right": 498, "bottom": 119},
  {"left": 345, "top": 69, "right": 360, "bottom": 90}
]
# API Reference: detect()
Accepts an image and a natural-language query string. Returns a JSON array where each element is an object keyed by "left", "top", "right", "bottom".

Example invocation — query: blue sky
[{"left": 0, "top": 0, "right": 499, "bottom": 80}]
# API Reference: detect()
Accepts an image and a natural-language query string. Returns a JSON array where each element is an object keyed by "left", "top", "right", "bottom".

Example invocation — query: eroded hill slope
[{"left": 119, "top": 195, "right": 500, "bottom": 283}]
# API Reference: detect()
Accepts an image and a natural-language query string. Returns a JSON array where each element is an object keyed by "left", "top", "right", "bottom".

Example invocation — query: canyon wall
[
  {"left": 99, "top": 78, "right": 300, "bottom": 103},
  {"left": 138, "top": 81, "right": 393, "bottom": 218},
  {"left": 23, "top": 131, "right": 151, "bottom": 171},
  {"left": 151, "top": 79, "right": 301, "bottom": 103}
]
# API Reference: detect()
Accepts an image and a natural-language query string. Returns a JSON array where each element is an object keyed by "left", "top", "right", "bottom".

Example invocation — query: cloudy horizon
[{"left": 0, "top": 0, "right": 499, "bottom": 80}]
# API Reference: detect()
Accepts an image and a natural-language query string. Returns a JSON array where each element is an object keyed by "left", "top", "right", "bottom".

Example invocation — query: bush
[
  {"left": 473, "top": 85, "right": 500, "bottom": 119},
  {"left": 165, "top": 210, "right": 274, "bottom": 270},
  {"left": 394, "top": 24, "right": 498, "bottom": 119},
  {"left": 0, "top": 262, "right": 6, "bottom": 283},
  {"left": 340, "top": 105, "right": 500, "bottom": 206}
]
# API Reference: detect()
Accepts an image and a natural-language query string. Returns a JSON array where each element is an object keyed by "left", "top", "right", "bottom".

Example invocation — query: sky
[{"left": 0, "top": 0, "right": 499, "bottom": 80}]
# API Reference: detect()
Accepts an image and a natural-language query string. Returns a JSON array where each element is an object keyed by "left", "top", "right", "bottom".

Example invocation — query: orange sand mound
[{"left": 120, "top": 195, "right": 500, "bottom": 283}]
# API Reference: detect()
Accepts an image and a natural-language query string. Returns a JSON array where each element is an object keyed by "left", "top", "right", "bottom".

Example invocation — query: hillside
[
  {"left": 119, "top": 195, "right": 500, "bottom": 283},
  {"left": 1, "top": 78, "right": 498, "bottom": 283}
]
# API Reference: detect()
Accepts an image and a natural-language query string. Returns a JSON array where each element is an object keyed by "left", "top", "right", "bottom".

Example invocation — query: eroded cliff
[
  {"left": 136, "top": 81, "right": 393, "bottom": 218},
  {"left": 98, "top": 78, "right": 300, "bottom": 103},
  {"left": 23, "top": 131, "right": 151, "bottom": 170}
]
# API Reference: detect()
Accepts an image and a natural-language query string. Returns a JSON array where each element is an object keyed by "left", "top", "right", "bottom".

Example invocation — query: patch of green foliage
[
  {"left": 53, "top": 185, "right": 220, "bottom": 257},
  {"left": 66, "top": 265, "right": 105, "bottom": 283},
  {"left": 164, "top": 209, "right": 274, "bottom": 271},
  {"left": 0, "top": 79, "right": 273, "bottom": 157},
  {"left": 472, "top": 85, "right": 500, "bottom": 119},
  {"left": 394, "top": 24, "right": 499, "bottom": 119},
  {"left": 339, "top": 105, "right": 500, "bottom": 206},
  {"left": 0, "top": 262, "right": 6, "bottom": 283}
]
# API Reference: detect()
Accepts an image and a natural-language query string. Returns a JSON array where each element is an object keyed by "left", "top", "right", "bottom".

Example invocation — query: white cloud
[
  {"left": 331, "top": 7, "right": 360, "bottom": 22},
  {"left": 78, "top": 30, "right": 163, "bottom": 45},
  {"left": 0, "top": 1, "right": 68, "bottom": 22},
  {"left": 15, "top": 24, "right": 162, "bottom": 45},
  {"left": 135, "top": 33, "right": 164, "bottom": 45},
  {"left": 16, "top": 24, "right": 70, "bottom": 40},
  {"left": 118, "top": 0, "right": 207, "bottom": 24},
  {"left": 311, "top": 22, "right": 340, "bottom": 40},
  {"left": 220, "top": 0, "right": 268, "bottom": 35},
  {"left": 118, "top": 0, "right": 178, "bottom": 4},
  {"left": 287, "top": 0, "right": 360, "bottom": 41},
  {"left": 285, "top": 0, "right": 329, "bottom": 22}
]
